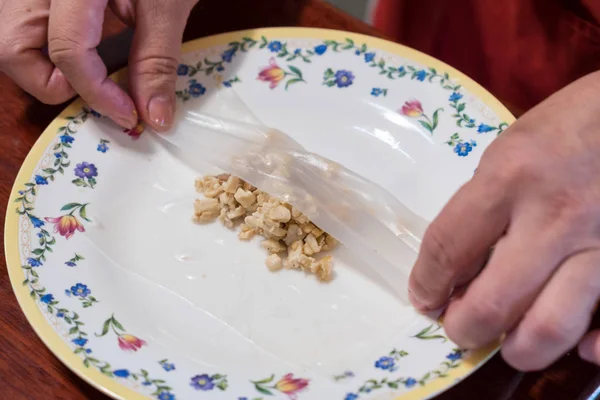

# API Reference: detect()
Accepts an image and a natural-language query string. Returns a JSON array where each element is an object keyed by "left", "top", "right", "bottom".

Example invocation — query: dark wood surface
[{"left": 0, "top": 0, "right": 597, "bottom": 398}]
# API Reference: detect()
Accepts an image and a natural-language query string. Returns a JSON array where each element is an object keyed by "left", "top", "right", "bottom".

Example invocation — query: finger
[
  {"left": 579, "top": 329, "right": 600, "bottom": 364},
  {"left": 409, "top": 174, "right": 511, "bottom": 311},
  {"left": 2, "top": 50, "right": 75, "bottom": 104},
  {"left": 501, "top": 250, "right": 600, "bottom": 371},
  {"left": 442, "top": 216, "right": 572, "bottom": 349},
  {"left": 0, "top": 1, "right": 74, "bottom": 104},
  {"left": 128, "top": 0, "right": 196, "bottom": 131},
  {"left": 48, "top": 0, "right": 137, "bottom": 128}
]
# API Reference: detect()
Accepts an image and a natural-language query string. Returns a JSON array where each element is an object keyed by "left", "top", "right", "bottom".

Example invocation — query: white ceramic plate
[{"left": 5, "top": 28, "right": 513, "bottom": 400}]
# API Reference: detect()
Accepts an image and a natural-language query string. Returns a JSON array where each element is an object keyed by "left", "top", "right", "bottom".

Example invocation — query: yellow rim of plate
[{"left": 4, "top": 27, "right": 514, "bottom": 400}]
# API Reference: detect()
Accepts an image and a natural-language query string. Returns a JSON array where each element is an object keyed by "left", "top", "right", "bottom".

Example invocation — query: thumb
[{"left": 128, "top": 0, "right": 196, "bottom": 131}]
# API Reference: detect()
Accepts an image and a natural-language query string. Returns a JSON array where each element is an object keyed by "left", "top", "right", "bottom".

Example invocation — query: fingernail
[
  {"left": 408, "top": 290, "right": 429, "bottom": 312},
  {"left": 148, "top": 94, "right": 173, "bottom": 129},
  {"left": 115, "top": 115, "right": 136, "bottom": 130},
  {"left": 114, "top": 108, "right": 138, "bottom": 130}
]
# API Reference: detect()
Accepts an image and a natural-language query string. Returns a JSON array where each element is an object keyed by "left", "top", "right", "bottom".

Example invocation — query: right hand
[{"left": 0, "top": 0, "right": 198, "bottom": 131}]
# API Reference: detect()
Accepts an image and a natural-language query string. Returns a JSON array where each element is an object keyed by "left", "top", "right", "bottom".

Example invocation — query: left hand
[
  {"left": 48, "top": 0, "right": 198, "bottom": 131},
  {"left": 408, "top": 70, "right": 600, "bottom": 371}
]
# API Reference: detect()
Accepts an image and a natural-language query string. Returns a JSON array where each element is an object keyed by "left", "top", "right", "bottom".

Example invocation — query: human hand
[
  {"left": 408, "top": 70, "right": 600, "bottom": 371},
  {"left": 0, "top": 0, "right": 198, "bottom": 131}
]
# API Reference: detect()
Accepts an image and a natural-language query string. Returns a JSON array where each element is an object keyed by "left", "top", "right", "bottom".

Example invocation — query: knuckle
[
  {"left": 485, "top": 149, "right": 543, "bottom": 187},
  {"left": 131, "top": 55, "right": 179, "bottom": 78},
  {"left": 0, "top": 38, "right": 25, "bottom": 62},
  {"left": 48, "top": 36, "right": 84, "bottom": 66},
  {"left": 466, "top": 296, "right": 507, "bottom": 329},
  {"left": 527, "top": 314, "right": 580, "bottom": 345},
  {"left": 542, "top": 189, "right": 590, "bottom": 226},
  {"left": 500, "top": 346, "right": 547, "bottom": 372},
  {"left": 422, "top": 224, "right": 459, "bottom": 272}
]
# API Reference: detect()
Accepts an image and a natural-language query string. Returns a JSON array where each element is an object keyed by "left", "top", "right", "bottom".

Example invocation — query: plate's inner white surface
[{"left": 84, "top": 112, "right": 423, "bottom": 378}]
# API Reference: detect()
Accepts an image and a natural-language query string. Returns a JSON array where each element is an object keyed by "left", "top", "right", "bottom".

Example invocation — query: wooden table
[{"left": 0, "top": 1, "right": 598, "bottom": 398}]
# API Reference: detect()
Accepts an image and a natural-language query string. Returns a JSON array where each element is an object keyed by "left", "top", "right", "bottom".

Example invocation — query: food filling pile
[{"left": 193, "top": 174, "right": 337, "bottom": 281}]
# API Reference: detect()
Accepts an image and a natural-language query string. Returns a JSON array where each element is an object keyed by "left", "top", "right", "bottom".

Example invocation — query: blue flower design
[
  {"left": 70, "top": 283, "right": 91, "bottom": 298},
  {"left": 176, "top": 64, "right": 190, "bottom": 76},
  {"left": 113, "top": 369, "right": 130, "bottom": 378},
  {"left": 27, "top": 257, "right": 42, "bottom": 267},
  {"left": 364, "top": 52, "right": 376, "bottom": 62},
  {"left": 162, "top": 363, "right": 176, "bottom": 372},
  {"left": 158, "top": 393, "right": 175, "bottom": 400},
  {"left": 221, "top": 47, "right": 236, "bottom": 63},
  {"left": 415, "top": 70, "right": 427, "bottom": 81},
  {"left": 188, "top": 81, "right": 206, "bottom": 98},
  {"left": 90, "top": 109, "right": 102, "bottom": 118},
  {"left": 40, "top": 294, "right": 54, "bottom": 304},
  {"left": 334, "top": 70, "right": 355, "bottom": 88},
  {"left": 54, "top": 152, "right": 62, "bottom": 158},
  {"left": 345, "top": 394, "right": 358, "bottom": 400},
  {"left": 18, "top": 190, "right": 24, "bottom": 195},
  {"left": 97, "top": 143, "right": 108, "bottom": 153},
  {"left": 143, "top": 381, "right": 152, "bottom": 386},
  {"left": 56, "top": 311, "right": 65, "bottom": 318},
  {"left": 294, "top": 48, "right": 301, "bottom": 55},
  {"left": 355, "top": 49, "right": 361, "bottom": 55},
  {"left": 65, "top": 261, "right": 77, "bottom": 267},
  {"left": 375, "top": 356, "right": 395, "bottom": 370},
  {"left": 29, "top": 215, "right": 45, "bottom": 228},
  {"left": 371, "top": 88, "right": 383, "bottom": 97},
  {"left": 477, "top": 123, "right": 494, "bottom": 133},
  {"left": 449, "top": 92, "right": 463, "bottom": 102},
  {"left": 216, "top": 65, "right": 225, "bottom": 72},
  {"left": 238, "top": 398, "right": 248, "bottom": 400},
  {"left": 60, "top": 135, "right": 74, "bottom": 144},
  {"left": 268, "top": 41, "right": 282, "bottom": 52},
  {"left": 34, "top": 175, "right": 48, "bottom": 185},
  {"left": 37, "top": 232, "right": 44, "bottom": 238},
  {"left": 190, "top": 374, "right": 214, "bottom": 391},
  {"left": 454, "top": 142, "right": 473, "bottom": 157},
  {"left": 447, "top": 350, "right": 463, "bottom": 361},
  {"left": 74, "top": 162, "right": 98, "bottom": 179},
  {"left": 405, "top": 377, "right": 417, "bottom": 388},
  {"left": 85, "top": 349, "right": 92, "bottom": 354},
  {"left": 223, "top": 81, "right": 232, "bottom": 88},
  {"left": 398, "top": 66, "right": 406, "bottom": 73},
  {"left": 72, "top": 337, "right": 88, "bottom": 347},
  {"left": 314, "top": 44, "right": 327, "bottom": 55}
]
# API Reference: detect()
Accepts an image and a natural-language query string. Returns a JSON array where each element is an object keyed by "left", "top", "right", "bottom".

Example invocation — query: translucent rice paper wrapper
[{"left": 154, "top": 89, "right": 428, "bottom": 304}]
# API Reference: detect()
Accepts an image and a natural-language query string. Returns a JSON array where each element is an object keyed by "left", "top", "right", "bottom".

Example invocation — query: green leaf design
[
  {"left": 288, "top": 65, "right": 302, "bottom": 79},
  {"left": 111, "top": 316, "right": 125, "bottom": 331},
  {"left": 457, "top": 103, "right": 466, "bottom": 113},
  {"left": 79, "top": 204, "right": 90, "bottom": 222},
  {"left": 285, "top": 78, "right": 304, "bottom": 91},
  {"left": 418, "top": 120, "right": 433, "bottom": 134},
  {"left": 216, "top": 380, "right": 228, "bottom": 391},
  {"left": 96, "top": 318, "right": 111, "bottom": 337},
  {"left": 252, "top": 375, "right": 275, "bottom": 385},
  {"left": 61, "top": 203, "right": 81, "bottom": 211},
  {"left": 432, "top": 108, "right": 443, "bottom": 130},
  {"left": 254, "top": 385, "right": 273, "bottom": 396}
]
